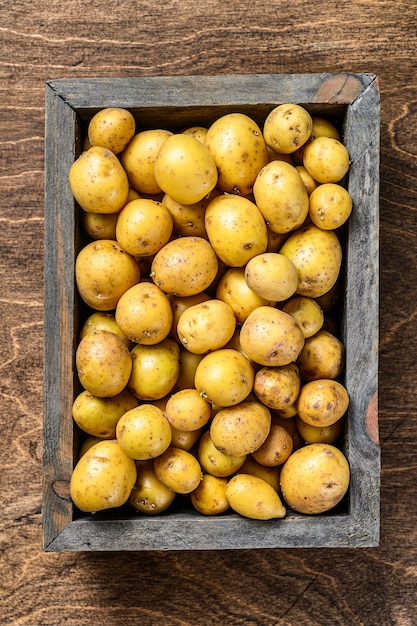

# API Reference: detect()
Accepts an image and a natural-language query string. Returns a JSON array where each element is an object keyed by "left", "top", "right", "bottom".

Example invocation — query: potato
[
  {"left": 297, "top": 379, "right": 349, "bottom": 427},
  {"left": 72, "top": 388, "right": 138, "bottom": 438},
  {"left": 238, "top": 456, "right": 282, "bottom": 492},
  {"left": 115, "top": 282, "right": 173, "bottom": 345},
  {"left": 170, "top": 425, "right": 202, "bottom": 451},
  {"left": 115, "top": 198, "right": 173, "bottom": 257},
  {"left": 240, "top": 306, "right": 305, "bottom": 367},
  {"left": 303, "top": 136, "right": 350, "bottom": 184},
  {"left": 76, "top": 330, "right": 132, "bottom": 397},
  {"left": 162, "top": 192, "right": 211, "bottom": 239},
  {"left": 280, "top": 443, "right": 350, "bottom": 514},
  {"left": 253, "top": 363, "right": 301, "bottom": 411},
  {"left": 308, "top": 183, "right": 353, "bottom": 230},
  {"left": 252, "top": 423, "right": 293, "bottom": 466},
  {"left": 174, "top": 347, "right": 204, "bottom": 391},
  {"left": 177, "top": 299, "right": 236, "bottom": 354},
  {"left": 128, "top": 339, "right": 180, "bottom": 401},
  {"left": 181, "top": 125, "right": 208, "bottom": 143},
  {"left": 128, "top": 460, "right": 175, "bottom": 515},
  {"left": 210, "top": 401, "right": 271, "bottom": 457},
  {"left": 78, "top": 435, "right": 102, "bottom": 458},
  {"left": 244, "top": 252, "right": 299, "bottom": 302},
  {"left": 69, "top": 146, "right": 129, "bottom": 214},
  {"left": 82, "top": 210, "right": 119, "bottom": 241},
  {"left": 88, "top": 107, "right": 136, "bottom": 154},
  {"left": 297, "top": 329, "right": 345, "bottom": 381},
  {"left": 165, "top": 388, "right": 212, "bottom": 432},
  {"left": 253, "top": 160, "right": 309, "bottom": 234},
  {"left": 194, "top": 348, "right": 254, "bottom": 407},
  {"left": 120, "top": 129, "right": 173, "bottom": 194},
  {"left": 116, "top": 404, "right": 172, "bottom": 460},
  {"left": 154, "top": 133, "right": 218, "bottom": 204},
  {"left": 282, "top": 296, "right": 324, "bottom": 338},
  {"left": 205, "top": 194, "right": 268, "bottom": 267},
  {"left": 296, "top": 414, "right": 344, "bottom": 445},
  {"left": 191, "top": 474, "right": 229, "bottom": 515},
  {"left": 311, "top": 116, "right": 341, "bottom": 142},
  {"left": 153, "top": 447, "right": 202, "bottom": 494},
  {"left": 295, "top": 165, "right": 318, "bottom": 196},
  {"left": 169, "top": 292, "right": 211, "bottom": 342},
  {"left": 70, "top": 440, "right": 137, "bottom": 513},
  {"left": 204, "top": 112, "right": 268, "bottom": 195},
  {"left": 75, "top": 239, "right": 140, "bottom": 311},
  {"left": 79, "top": 311, "right": 132, "bottom": 349},
  {"left": 216, "top": 267, "right": 275, "bottom": 324},
  {"left": 197, "top": 430, "right": 246, "bottom": 477},
  {"left": 226, "top": 474, "right": 286, "bottom": 520},
  {"left": 279, "top": 223, "right": 342, "bottom": 298},
  {"left": 272, "top": 414, "right": 304, "bottom": 452},
  {"left": 151, "top": 236, "right": 219, "bottom": 297},
  {"left": 263, "top": 103, "right": 313, "bottom": 154}
]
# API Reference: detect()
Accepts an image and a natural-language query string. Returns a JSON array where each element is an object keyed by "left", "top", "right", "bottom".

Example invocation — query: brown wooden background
[{"left": 1, "top": 1, "right": 416, "bottom": 624}]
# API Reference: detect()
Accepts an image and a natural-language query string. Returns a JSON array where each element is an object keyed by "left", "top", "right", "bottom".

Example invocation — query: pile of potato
[{"left": 68, "top": 103, "right": 351, "bottom": 520}]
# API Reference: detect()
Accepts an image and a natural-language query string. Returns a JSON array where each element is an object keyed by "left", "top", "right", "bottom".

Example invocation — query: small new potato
[
  {"left": 282, "top": 297, "right": 324, "bottom": 338},
  {"left": 245, "top": 252, "right": 299, "bottom": 302},
  {"left": 216, "top": 267, "right": 275, "bottom": 324},
  {"left": 297, "top": 329, "right": 345, "bottom": 381},
  {"left": 263, "top": 103, "right": 313, "bottom": 154},
  {"left": 75, "top": 239, "right": 140, "bottom": 311},
  {"left": 296, "top": 414, "right": 344, "bottom": 444},
  {"left": 253, "top": 160, "right": 309, "bottom": 234},
  {"left": 210, "top": 401, "right": 271, "bottom": 457},
  {"left": 194, "top": 348, "right": 255, "bottom": 407},
  {"left": 204, "top": 112, "right": 268, "bottom": 195},
  {"left": 154, "top": 447, "right": 202, "bottom": 494},
  {"left": 297, "top": 379, "right": 349, "bottom": 427},
  {"left": 120, "top": 128, "right": 173, "bottom": 194},
  {"left": 69, "top": 146, "right": 129, "bottom": 214},
  {"left": 177, "top": 299, "right": 236, "bottom": 354},
  {"left": 239, "top": 456, "right": 282, "bottom": 492},
  {"left": 253, "top": 363, "right": 301, "bottom": 411},
  {"left": 154, "top": 133, "right": 218, "bottom": 204},
  {"left": 116, "top": 198, "right": 173, "bottom": 257},
  {"left": 240, "top": 306, "right": 305, "bottom": 367},
  {"left": 198, "top": 430, "right": 246, "bottom": 477},
  {"left": 128, "top": 460, "right": 175, "bottom": 515},
  {"left": 76, "top": 330, "right": 132, "bottom": 398},
  {"left": 280, "top": 443, "right": 350, "bottom": 514},
  {"left": 88, "top": 107, "right": 136, "bottom": 154},
  {"left": 128, "top": 339, "right": 180, "bottom": 401},
  {"left": 191, "top": 474, "right": 229, "bottom": 515},
  {"left": 252, "top": 423, "right": 294, "bottom": 466},
  {"left": 82, "top": 210, "right": 119, "bottom": 241},
  {"left": 226, "top": 474, "right": 286, "bottom": 520},
  {"left": 70, "top": 440, "right": 137, "bottom": 513},
  {"left": 116, "top": 404, "right": 172, "bottom": 460},
  {"left": 303, "top": 136, "right": 350, "bottom": 184},
  {"left": 151, "top": 236, "right": 219, "bottom": 297},
  {"left": 279, "top": 223, "right": 342, "bottom": 298},
  {"left": 308, "top": 183, "right": 353, "bottom": 230},
  {"left": 165, "top": 388, "right": 212, "bottom": 432},
  {"left": 79, "top": 311, "right": 132, "bottom": 349},
  {"left": 72, "top": 388, "right": 138, "bottom": 438},
  {"left": 162, "top": 192, "right": 212, "bottom": 239}
]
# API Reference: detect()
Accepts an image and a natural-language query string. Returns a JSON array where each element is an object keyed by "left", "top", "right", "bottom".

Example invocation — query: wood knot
[{"left": 52, "top": 479, "right": 71, "bottom": 501}]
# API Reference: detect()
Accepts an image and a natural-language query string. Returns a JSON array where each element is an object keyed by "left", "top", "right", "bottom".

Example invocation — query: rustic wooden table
[{"left": 1, "top": 1, "right": 416, "bottom": 624}]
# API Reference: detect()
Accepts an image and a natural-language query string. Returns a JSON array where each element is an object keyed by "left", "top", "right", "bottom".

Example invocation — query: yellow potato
[
  {"left": 216, "top": 267, "right": 274, "bottom": 324},
  {"left": 70, "top": 440, "right": 137, "bottom": 513},
  {"left": 79, "top": 311, "right": 132, "bottom": 349},
  {"left": 115, "top": 282, "right": 173, "bottom": 345},
  {"left": 76, "top": 330, "right": 132, "bottom": 397},
  {"left": 244, "top": 252, "right": 299, "bottom": 302},
  {"left": 210, "top": 400, "right": 271, "bottom": 457},
  {"left": 194, "top": 348, "right": 255, "bottom": 407},
  {"left": 280, "top": 443, "right": 350, "bottom": 514},
  {"left": 173, "top": 347, "right": 204, "bottom": 391},
  {"left": 169, "top": 292, "right": 211, "bottom": 342},
  {"left": 165, "top": 388, "right": 212, "bottom": 432},
  {"left": 181, "top": 125, "right": 208, "bottom": 143},
  {"left": 116, "top": 404, "right": 172, "bottom": 460},
  {"left": 204, "top": 112, "right": 268, "bottom": 195},
  {"left": 239, "top": 456, "right": 282, "bottom": 492},
  {"left": 82, "top": 210, "right": 119, "bottom": 240},
  {"left": 151, "top": 236, "right": 219, "bottom": 297},
  {"left": 161, "top": 192, "right": 211, "bottom": 239},
  {"left": 279, "top": 223, "right": 342, "bottom": 298},
  {"left": 240, "top": 306, "right": 305, "bottom": 367},
  {"left": 308, "top": 183, "right": 353, "bottom": 230},
  {"left": 177, "top": 299, "right": 236, "bottom": 354},
  {"left": 72, "top": 388, "right": 138, "bottom": 438},
  {"left": 226, "top": 474, "right": 286, "bottom": 520},
  {"left": 253, "top": 363, "right": 301, "bottom": 411},
  {"left": 69, "top": 146, "right": 129, "bottom": 214},
  {"left": 116, "top": 198, "right": 173, "bottom": 257},
  {"left": 154, "top": 133, "right": 218, "bottom": 204},
  {"left": 303, "top": 136, "right": 350, "bottom": 183},
  {"left": 88, "top": 107, "right": 136, "bottom": 154},
  {"left": 170, "top": 425, "right": 202, "bottom": 451},
  {"left": 282, "top": 296, "right": 324, "bottom": 338},
  {"left": 311, "top": 116, "right": 341, "bottom": 141},
  {"left": 198, "top": 430, "right": 246, "bottom": 477},
  {"left": 263, "top": 103, "right": 313, "bottom": 154},
  {"left": 272, "top": 414, "right": 304, "bottom": 451},
  {"left": 78, "top": 435, "right": 102, "bottom": 458},
  {"left": 128, "top": 460, "right": 175, "bottom": 515},
  {"left": 296, "top": 329, "right": 345, "bottom": 381},
  {"left": 253, "top": 160, "right": 309, "bottom": 234},
  {"left": 296, "top": 414, "right": 344, "bottom": 445},
  {"left": 75, "top": 239, "right": 140, "bottom": 311},
  {"left": 205, "top": 194, "right": 268, "bottom": 267},
  {"left": 153, "top": 447, "right": 202, "bottom": 494},
  {"left": 120, "top": 128, "right": 173, "bottom": 194},
  {"left": 296, "top": 379, "right": 349, "bottom": 427},
  {"left": 295, "top": 165, "right": 318, "bottom": 196},
  {"left": 128, "top": 338, "right": 180, "bottom": 401},
  {"left": 191, "top": 474, "right": 230, "bottom": 515},
  {"left": 252, "top": 423, "right": 294, "bottom": 466}
]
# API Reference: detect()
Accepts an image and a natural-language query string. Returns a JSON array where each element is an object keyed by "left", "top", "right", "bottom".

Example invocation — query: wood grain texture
[{"left": 1, "top": 0, "right": 416, "bottom": 623}]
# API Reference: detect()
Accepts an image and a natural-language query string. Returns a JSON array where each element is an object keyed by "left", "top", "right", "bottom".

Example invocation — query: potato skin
[
  {"left": 210, "top": 401, "right": 271, "bottom": 457},
  {"left": 88, "top": 107, "right": 136, "bottom": 154},
  {"left": 116, "top": 404, "right": 172, "bottom": 460},
  {"left": 120, "top": 128, "right": 172, "bottom": 194},
  {"left": 177, "top": 299, "right": 236, "bottom": 354},
  {"left": 296, "top": 379, "right": 349, "bottom": 427},
  {"left": 226, "top": 474, "right": 286, "bottom": 520},
  {"left": 263, "top": 104, "right": 313, "bottom": 154}
]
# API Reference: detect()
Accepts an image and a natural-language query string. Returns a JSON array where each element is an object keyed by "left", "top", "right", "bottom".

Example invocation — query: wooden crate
[{"left": 43, "top": 73, "right": 380, "bottom": 551}]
